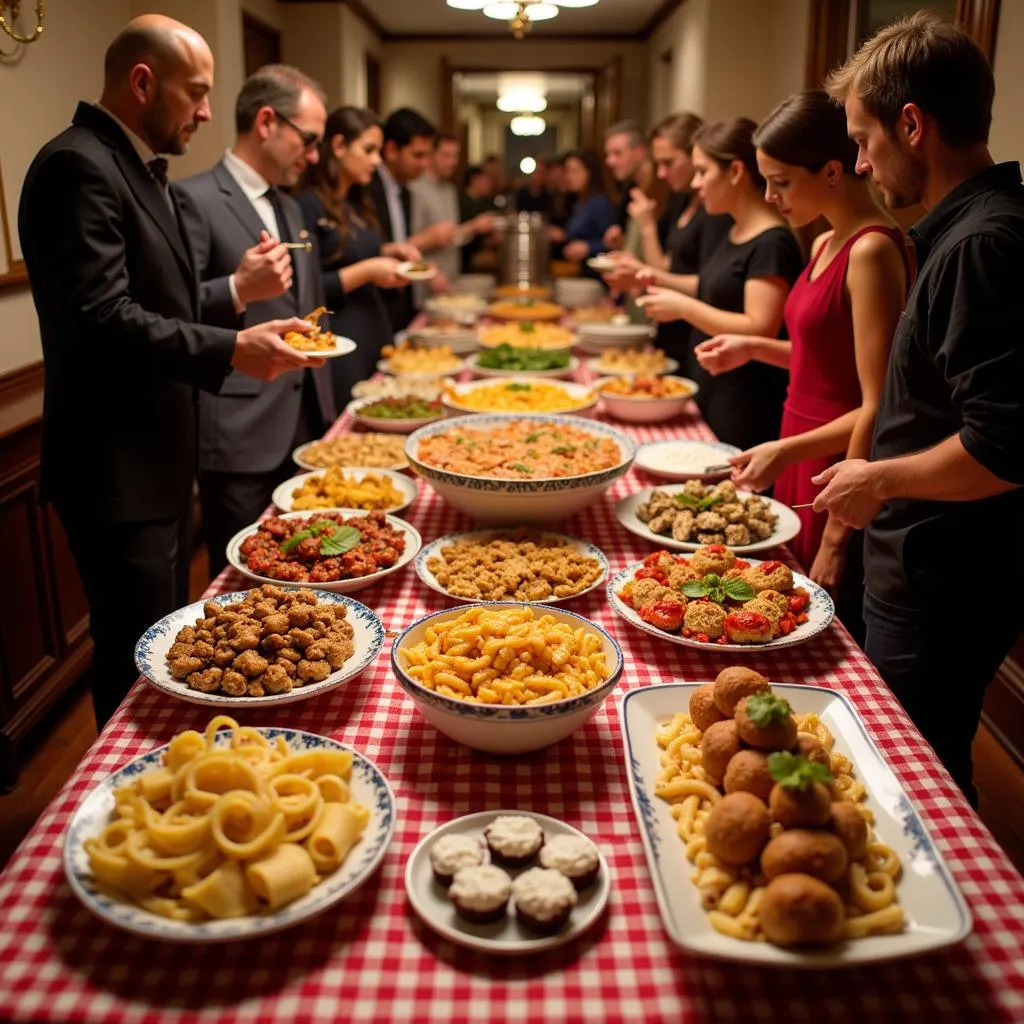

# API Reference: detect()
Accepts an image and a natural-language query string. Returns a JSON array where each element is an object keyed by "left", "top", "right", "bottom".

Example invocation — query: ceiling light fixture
[
  {"left": 510, "top": 114, "right": 546, "bottom": 137},
  {"left": 496, "top": 91, "right": 547, "bottom": 113},
  {"left": 447, "top": 0, "right": 597, "bottom": 40}
]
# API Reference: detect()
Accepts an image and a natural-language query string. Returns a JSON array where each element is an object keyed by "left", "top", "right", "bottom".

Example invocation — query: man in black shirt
[{"left": 816, "top": 13, "right": 1024, "bottom": 804}]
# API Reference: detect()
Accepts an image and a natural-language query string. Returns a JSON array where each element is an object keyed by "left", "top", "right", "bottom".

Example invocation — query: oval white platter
[
  {"left": 135, "top": 589, "right": 384, "bottom": 708},
  {"left": 64, "top": 728, "right": 396, "bottom": 942},
  {"left": 586, "top": 355, "right": 679, "bottom": 378},
  {"left": 621, "top": 682, "right": 971, "bottom": 967},
  {"left": 607, "top": 557, "right": 834, "bottom": 653},
  {"left": 615, "top": 486, "right": 801, "bottom": 554},
  {"left": 468, "top": 353, "right": 579, "bottom": 380},
  {"left": 405, "top": 809, "right": 611, "bottom": 955},
  {"left": 415, "top": 530, "right": 609, "bottom": 605},
  {"left": 272, "top": 467, "right": 418, "bottom": 514},
  {"left": 350, "top": 397, "right": 446, "bottom": 435},
  {"left": 633, "top": 439, "right": 741, "bottom": 481},
  {"left": 376, "top": 357, "right": 466, "bottom": 379},
  {"left": 292, "top": 439, "right": 409, "bottom": 473},
  {"left": 226, "top": 508, "right": 422, "bottom": 595}
]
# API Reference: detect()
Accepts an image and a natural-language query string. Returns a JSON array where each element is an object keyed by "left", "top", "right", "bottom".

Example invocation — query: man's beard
[
  {"left": 141, "top": 89, "right": 193, "bottom": 156},
  {"left": 877, "top": 148, "right": 926, "bottom": 210}
]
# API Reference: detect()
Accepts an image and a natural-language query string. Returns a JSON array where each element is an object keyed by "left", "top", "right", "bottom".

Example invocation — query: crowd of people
[{"left": 17, "top": 11, "right": 1024, "bottom": 810}]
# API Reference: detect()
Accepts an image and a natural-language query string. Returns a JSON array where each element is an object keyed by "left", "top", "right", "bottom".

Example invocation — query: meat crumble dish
[
  {"left": 239, "top": 511, "right": 406, "bottom": 583},
  {"left": 637, "top": 480, "right": 779, "bottom": 547}
]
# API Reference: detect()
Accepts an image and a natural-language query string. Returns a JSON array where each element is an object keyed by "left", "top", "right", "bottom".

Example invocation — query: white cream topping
[
  {"left": 430, "top": 834, "right": 484, "bottom": 876},
  {"left": 485, "top": 816, "right": 543, "bottom": 857},
  {"left": 539, "top": 834, "right": 598, "bottom": 877},
  {"left": 448, "top": 865, "right": 512, "bottom": 912},
  {"left": 512, "top": 868, "right": 578, "bottom": 921},
  {"left": 640, "top": 442, "right": 729, "bottom": 475}
]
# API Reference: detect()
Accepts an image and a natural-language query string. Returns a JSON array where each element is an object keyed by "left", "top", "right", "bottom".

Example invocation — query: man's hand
[
  {"left": 382, "top": 241, "right": 421, "bottom": 262},
  {"left": 811, "top": 459, "right": 885, "bottom": 529},
  {"left": 367, "top": 256, "right": 407, "bottom": 289},
  {"left": 603, "top": 224, "right": 624, "bottom": 251},
  {"left": 233, "top": 230, "right": 292, "bottom": 305},
  {"left": 231, "top": 318, "right": 325, "bottom": 381},
  {"left": 563, "top": 239, "right": 590, "bottom": 262}
]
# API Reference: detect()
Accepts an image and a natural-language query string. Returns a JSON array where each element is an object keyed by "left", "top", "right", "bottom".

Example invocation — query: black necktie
[
  {"left": 147, "top": 157, "right": 175, "bottom": 213},
  {"left": 399, "top": 185, "right": 412, "bottom": 240},
  {"left": 264, "top": 187, "right": 298, "bottom": 296}
]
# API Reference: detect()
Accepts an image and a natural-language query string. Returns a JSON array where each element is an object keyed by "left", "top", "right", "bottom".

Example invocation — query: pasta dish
[
  {"left": 445, "top": 381, "right": 595, "bottom": 414},
  {"left": 83, "top": 716, "right": 369, "bottom": 921}
]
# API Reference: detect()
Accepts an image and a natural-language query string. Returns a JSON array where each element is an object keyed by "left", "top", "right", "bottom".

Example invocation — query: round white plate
[
  {"left": 634, "top": 439, "right": 741, "bottom": 481},
  {"left": 64, "top": 729, "right": 396, "bottom": 942},
  {"left": 441, "top": 377, "right": 599, "bottom": 417},
  {"left": 406, "top": 327, "right": 479, "bottom": 355},
  {"left": 296, "top": 334, "right": 356, "bottom": 359},
  {"left": 585, "top": 255, "right": 617, "bottom": 272},
  {"left": 226, "top": 509, "right": 422, "bottom": 595},
  {"left": 376, "top": 357, "right": 466, "bottom": 378},
  {"left": 134, "top": 590, "right": 384, "bottom": 708},
  {"left": 586, "top": 355, "right": 679, "bottom": 378},
  {"left": 272, "top": 468, "right": 417, "bottom": 514},
  {"left": 468, "top": 353, "right": 579, "bottom": 380},
  {"left": 415, "top": 530, "right": 609, "bottom": 605},
  {"left": 607, "top": 559, "right": 834, "bottom": 653},
  {"left": 405, "top": 810, "right": 611, "bottom": 955},
  {"left": 292, "top": 439, "right": 409, "bottom": 473},
  {"left": 397, "top": 261, "right": 438, "bottom": 281},
  {"left": 615, "top": 486, "right": 801, "bottom": 554},
  {"left": 351, "top": 397, "right": 446, "bottom": 435}
]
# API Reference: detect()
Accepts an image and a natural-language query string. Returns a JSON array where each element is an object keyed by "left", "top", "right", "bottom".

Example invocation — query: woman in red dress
[{"left": 694, "top": 91, "right": 909, "bottom": 642}]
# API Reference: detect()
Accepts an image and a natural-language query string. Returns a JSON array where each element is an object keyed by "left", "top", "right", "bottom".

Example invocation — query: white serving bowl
[
  {"left": 554, "top": 278, "right": 605, "bottom": 309},
  {"left": 272, "top": 467, "right": 419, "bottom": 514},
  {"left": 404, "top": 325, "right": 479, "bottom": 354},
  {"left": 453, "top": 274, "right": 496, "bottom": 300},
  {"left": 597, "top": 376, "right": 700, "bottom": 423},
  {"left": 577, "top": 322, "right": 656, "bottom": 353},
  {"left": 441, "top": 378, "right": 599, "bottom": 418},
  {"left": 390, "top": 603, "right": 624, "bottom": 754},
  {"left": 423, "top": 295, "right": 488, "bottom": 324},
  {"left": 350, "top": 396, "right": 446, "bottom": 434},
  {"left": 404, "top": 413, "right": 636, "bottom": 524}
]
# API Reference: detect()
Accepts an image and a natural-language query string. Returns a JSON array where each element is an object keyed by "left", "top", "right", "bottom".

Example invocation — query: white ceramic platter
[
  {"left": 586, "top": 355, "right": 680, "bottom": 378},
  {"left": 272, "top": 468, "right": 418, "bottom": 514},
  {"left": 634, "top": 439, "right": 742, "bottom": 481},
  {"left": 292, "top": 439, "right": 408, "bottom": 473},
  {"left": 350, "top": 397, "right": 446, "bottom": 435},
  {"left": 405, "top": 809, "right": 610, "bottom": 955},
  {"left": 441, "top": 377, "right": 599, "bottom": 418},
  {"left": 376, "top": 357, "right": 466, "bottom": 378},
  {"left": 620, "top": 682, "right": 971, "bottom": 967}
]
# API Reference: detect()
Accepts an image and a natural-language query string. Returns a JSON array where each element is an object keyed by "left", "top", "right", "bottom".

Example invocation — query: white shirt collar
[
  {"left": 94, "top": 102, "right": 157, "bottom": 168},
  {"left": 222, "top": 148, "right": 272, "bottom": 201},
  {"left": 378, "top": 163, "right": 402, "bottom": 198}
]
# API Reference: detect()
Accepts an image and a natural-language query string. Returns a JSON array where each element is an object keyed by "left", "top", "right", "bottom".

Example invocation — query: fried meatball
[
  {"left": 735, "top": 694, "right": 798, "bottom": 751},
  {"left": 742, "top": 597, "right": 781, "bottom": 629},
  {"left": 700, "top": 720, "right": 743, "bottom": 784},
  {"left": 793, "top": 734, "right": 830, "bottom": 767},
  {"left": 233, "top": 650, "right": 269, "bottom": 677},
  {"left": 829, "top": 802, "right": 869, "bottom": 860},
  {"left": 667, "top": 562, "right": 700, "bottom": 589},
  {"left": 724, "top": 610, "right": 774, "bottom": 645},
  {"left": 759, "top": 874, "right": 845, "bottom": 947},
  {"left": 723, "top": 749, "right": 774, "bottom": 802},
  {"left": 648, "top": 509, "right": 679, "bottom": 535},
  {"left": 689, "top": 684, "right": 727, "bottom": 732},
  {"left": 696, "top": 532, "right": 726, "bottom": 545},
  {"left": 713, "top": 666, "right": 770, "bottom": 716},
  {"left": 694, "top": 511, "right": 727, "bottom": 533},
  {"left": 263, "top": 663, "right": 294, "bottom": 695},
  {"left": 671, "top": 512, "right": 696, "bottom": 542},
  {"left": 709, "top": 480, "right": 737, "bottom": 503},
  {"left": 761, "top": 829, "right": 848, "bottom": 884},
  {"left": 724, "top": 524, "right": 752, "bottom": 546},
  {"left": 631, "top": 578, "right": 675, "bottom": 609},
  {"left": 170, "top": 655, "right": 203, "bottom": 679},
  {"left": 704, "top": 792, "right": 771, "bottom": 866},
  {"left": 689, "top": 544, "right": 737, "bottom": 576},
  {"left": 683, "top": 601, "right": 727, "bottom": 639},
  {"left": 167, "top": 642, "right": 195, "bottom": 660},
  {"left": 221, "top": 670, "right": 247, "bottom": 697},
  {"left": 745, "top": 560, "right": 794, "bottom": 593},
  {"left": 297, "top": 658, "right": 332, "bottom": 683},
  {"left": 757, "top": 589, "right": 790, "bottom": 616},
  {"left": 769, "top": 781, "right": 833, "bottom": 828}
]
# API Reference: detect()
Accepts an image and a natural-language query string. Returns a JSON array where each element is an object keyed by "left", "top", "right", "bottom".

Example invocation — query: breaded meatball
[
  {"left": 700, "top": 720, "right": 743, "bottom": 783},
  {"left": 735, "top": 693, "right": 798, "bottom": 750},
  {"left": 696, "top": 531, "right": 726, "bottom": 545},
  {"left": 713, "top": 666, "right": 770, "bottom": 716},
  {"left": 694, "top": 511, "right": 727, "bottom": 533},
  {"left": 761, "top": 829, "right": 848, "bottom": 884},
  {"left": 742, "top": 597, "right": 781, "bottom": 628},
  {"left": 689, "top": 544, "right": 736, "bottom": 576},
  {"left": 759, "top": 874, "right": 845, "bottom": 947},
  {"left": 709, "top": 480, "right": 737, "bottom": 502},
  {"left": 167, "top": 642, "right": 195, "bottom": 660},
  {"left": 724, "top": 609, "right": 774, "bottom": 644},
  {"left": 671, "top": 511, "right": 696, "bottom": 542},
  {"left": 793, "top": 734, "right": 830, "bottom": 767},
  {"left": 689, "top": 684, "right": 727, "bottom": 732},
  {"left": 667, "top": 562, "right": 700, "bottom": 589},
  {"left": 246, "top": 677, "right": 266, "bottom": 697},
  {"left": 829, "top": 802, "right": 869, "bottom": 860},
  {"left": 233, "top": 650, "right": 269, "bottom": 677},
  {"left": 723, "top": 749, "right": 773, "bottom": 802},
  {"left": 648, "top": 509, "right": 679, "bottom": 534},
  {"left": 261, "top": 613, "right": 289, "bottom": 636},
  {"left": 631, "top": 578, "right": 672, "bottom": 609},
  {"left": 704, "top": 792, "right": 771, "bottom": 866},
  {"left": 769, "top": 781, "right": 833, "bottom": 828},
  {"left": 757, "top": 589, "right": 790, "bottom": 615},
  {"left": 221, "top": 670, "right": 247, "bottom": 697},
  {"left": 718, "top": 501, "right": 746, "bottom": 524},
  {"left": 297, "top": 658, "right": 332, "bottom": 683},
  {"left": 263, "top": 664, "right": 294, "bottom": 695},
  {"left": 683, "top": 601, "right": 727, "bottom": 639},
  {"left": 287, "top": 605, "right": 315, "bottom": 629},
  {"left": 724, "top": 524, "right": 752, "bottom": 546},
  {"left": 682, "top": 479, "right": 705, "bottom": 498},
  {"left": 746, "top": 518, "right": 773, "bottom": 541},
  {"left": 745, "top": 560, "right": 794, "bottom": 593},
  {"left": 170, "top": 655, "right": 203, "bottom": 679}
]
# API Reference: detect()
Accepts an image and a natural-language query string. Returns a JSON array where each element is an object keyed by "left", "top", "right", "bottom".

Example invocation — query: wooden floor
[{"left": 1, "top": 541, "right": 1022, "bottom": 877}]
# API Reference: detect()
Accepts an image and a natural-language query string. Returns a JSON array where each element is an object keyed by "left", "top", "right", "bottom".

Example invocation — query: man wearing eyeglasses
[{"left": 178, "top": 64, "right": 337, "bottom": 577}]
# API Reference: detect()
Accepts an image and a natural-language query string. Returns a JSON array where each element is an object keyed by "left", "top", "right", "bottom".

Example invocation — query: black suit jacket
[
  {"left": 18, "top": 102, "right": 236, "bottom": 520},
  {"left": 178, "top": 162, "right": 335, "bottom": 474},
  {"left": 368, "top": 170, "right": 414, "bottom": 333}
]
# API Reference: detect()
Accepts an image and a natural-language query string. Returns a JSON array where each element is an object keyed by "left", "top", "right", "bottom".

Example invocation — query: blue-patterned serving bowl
[
  {"left": 390, "top": 602, "right": 624, "bottom": 754},
  {"left": 63, "top": 729, "right": 396, "bottom": 942}
]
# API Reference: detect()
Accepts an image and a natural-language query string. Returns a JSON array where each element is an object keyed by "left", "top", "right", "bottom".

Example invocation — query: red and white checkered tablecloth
[{"left": 1, "top": 381, "right": 1023, "bottom": 1024}]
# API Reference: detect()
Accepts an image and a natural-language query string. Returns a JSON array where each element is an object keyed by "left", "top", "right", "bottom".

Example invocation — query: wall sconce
[{"left": 1, "top": 1, "right": 45, "bottom": 47}]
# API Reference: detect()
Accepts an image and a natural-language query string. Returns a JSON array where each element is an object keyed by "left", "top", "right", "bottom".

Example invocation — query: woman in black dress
[
  {"left": 298, "top": 107, "right": 416, "bottom": 408},
  {"left": 637, "top": 118, "right": 803, "bottom": 450}
]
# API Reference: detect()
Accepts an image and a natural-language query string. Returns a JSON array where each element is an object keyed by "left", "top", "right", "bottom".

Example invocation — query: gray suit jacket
[{"left": 179, "top": 161, "right": 336, "bottom": 474}]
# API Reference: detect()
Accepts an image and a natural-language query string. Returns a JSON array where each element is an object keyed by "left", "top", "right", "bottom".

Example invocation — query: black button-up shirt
[{"left": 866, "top": 161, "right": 1024, "bottom": 607}]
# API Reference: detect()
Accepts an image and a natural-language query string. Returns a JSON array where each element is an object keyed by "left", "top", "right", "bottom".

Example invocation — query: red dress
[{"left": 773, "top": 226, "right": 907, "bottom": 570}]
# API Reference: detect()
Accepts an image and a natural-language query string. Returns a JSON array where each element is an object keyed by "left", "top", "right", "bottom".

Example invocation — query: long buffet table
[{"left": 1, "top": 375, "right": 1023, "bottom": 1024}]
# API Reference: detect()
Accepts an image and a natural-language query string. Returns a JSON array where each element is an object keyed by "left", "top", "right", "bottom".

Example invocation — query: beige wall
[
  {"left": 340, "top": 4, "right": 381, "bottom": 109},
  {"left": 281, "top": 3, "right": 343, "bottom": 107},
  {"left": 241, "top": 0, "right": 282, "bottom": 30},
  {"left": 990, "top": 0, "right": 1024, "bottom": 164}
]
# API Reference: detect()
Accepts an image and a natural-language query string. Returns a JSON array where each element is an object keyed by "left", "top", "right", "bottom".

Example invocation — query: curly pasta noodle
[
  {"left": 83, "top": 716, "right": 369, "bottom": 922},
  {"left": 654, "top": 710, "right": 904, "bottom": 942}
]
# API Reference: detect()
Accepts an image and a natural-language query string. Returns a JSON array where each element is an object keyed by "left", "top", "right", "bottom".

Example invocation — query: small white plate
[
  {"left": 586, "top": 355, "right": 679, "bottom": 378},
  {"left": 405, "top": 810, "right": 611, "bottom": 955},
  {"left": 621, "top": 683, "right": 972, "bottom": 967},
  {"left": 65, "top": 729, "right": 396, "bottom": 942},
  {"left": 397, "top": 261, "right": 438, "bottom": 281},
  {"left": 272, "top": 468, "right": 417, "bottom": 514},
  {"left": 586, "top": 255, "right": 617, "bottom": 272},
  {"left": 415, "top": 530, "right": 609, "bottom": 604},
  {"left": 294, "top": 334, "right": 356, "bottom": 359},
  {"left": 351, "top": 397, "right": 446, "bottom": 435},
  {"left": 469, "top": 354, "right": 579, "bottom": 380},
  {"left": 607, "top": 557, "right": 834, "bottom": 653},
  {"left": 634, "top": 439, "right": 741, "bottom": 481},
  {"left": 134, "top": 590, "right": 384, "bottom": 708},
  {"left": 226, "top": 509, "right": 422, "bottom": 595},
  {"left": 292, "top": 439, "right": 409, "bottom": 473},
  {"left": 376, "top": 357, "right": 466, "bottom": 378},
  {"left": 615, "top": 487, "right": 801, "bottom": 553}
]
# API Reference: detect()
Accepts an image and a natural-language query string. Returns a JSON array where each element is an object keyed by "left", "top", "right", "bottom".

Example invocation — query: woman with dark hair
[
  {"left": 693, "top": 91, "right": 909, "bottom": 640},
  {"left": 297, "top": 106, "right": 417, "bottom": 407},
  {"left": 637, "top": 117, "right": 804, "bottom": 452},
  {"left": 549, "top": 149, "right": 616, "bottom": 263}
]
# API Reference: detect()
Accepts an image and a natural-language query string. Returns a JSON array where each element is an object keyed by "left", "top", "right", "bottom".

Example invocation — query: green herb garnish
[
  {"left": 525, "top": 431, "right": 545, "bottom": 443},
  {"left": 318, "top": 524, "right": 362, "bottom": 556},
  {"left": 509, "top": 462, "right": 534, "bottom": 474},
  {"left": 681, "top": 574, "right": 754, "bottom": 604},
  {"left": 280, "top": 519, "right": 358, "bottom": 556},
  {"left": 551, "top": 445, "right": 576, "bottom": 455},
  {"left": 475, "top": 344, "right": 569, "bottom": 372},
  {"left": 506, "top": 382, "right": 532, "bottom": 392},
  {"left": 767, "top": 751, "right": 833, "bottom": 791},
  {"left": 519, "top": 319, "right": 536, "bottom": 330},
  {"left": 674, "top": 493, "right": 724, "bottom": 512},
  {"left": 743, "top": 692, "right": 793, "bottom": 727}
]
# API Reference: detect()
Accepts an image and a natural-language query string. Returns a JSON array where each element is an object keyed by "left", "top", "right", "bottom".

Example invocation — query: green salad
[
  {"left": 358, "top": 396, "right": 443, "bottom": 419},
  {"left": 475, "top": 343, "right": 571, "bottom": 372}
]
